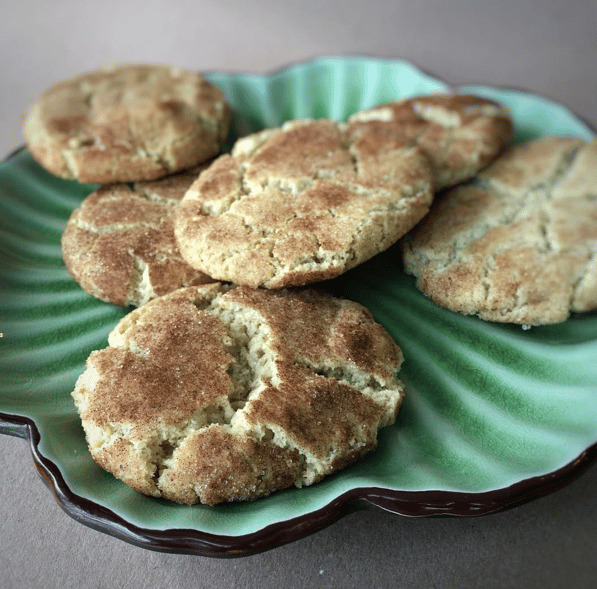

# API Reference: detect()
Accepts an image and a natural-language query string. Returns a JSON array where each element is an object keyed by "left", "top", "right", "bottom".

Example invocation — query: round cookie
[
  {"left": 23, "top": 64, "right": 231, "bottom": 183},
  {"left": 402, "top": 136, "right": 597, "bottom": 325},
  {"left": 348, "top": 93, "right": 513, "bottom": 190},
  {"left": 71, "top": 284, "right": 405, "bottom": 505},
  {"left": 61, "top": 166, "right": 214, "bottom": 307},
  {"left": 174, "top": 118, "right": 434, "bottom": 289}
]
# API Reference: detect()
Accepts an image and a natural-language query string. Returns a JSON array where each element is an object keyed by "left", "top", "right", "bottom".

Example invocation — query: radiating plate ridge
[{"left": 1, "top": 56, "right": 596, "bottom": 556}]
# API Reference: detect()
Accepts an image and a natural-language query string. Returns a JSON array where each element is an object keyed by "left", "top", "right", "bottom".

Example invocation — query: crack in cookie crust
[
  {"left": 402, "top": 137, "right": 597, "bottom": 325},
  {"left": 61, "top": 167, "right": 213, "bottom": 307},
  {"left": 347, "top": 93, "right": 514, "bottom": 190},
  {"left": 174, "top": 118, "right": 434, "bottom": 289},
  {"left": 23, "top": 65, "right": 231, "bottom": 183},
  {"left": 71, "top": 285, "right": 405, "bottom": 505}
]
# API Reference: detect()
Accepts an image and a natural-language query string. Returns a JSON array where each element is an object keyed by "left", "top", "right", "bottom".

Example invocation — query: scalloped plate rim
[
  {"left": 2, "top": 411, "right": 597, "bottom": 557},
  {"left": 1, "top": 55, "right": 596, "bottom": 556}
]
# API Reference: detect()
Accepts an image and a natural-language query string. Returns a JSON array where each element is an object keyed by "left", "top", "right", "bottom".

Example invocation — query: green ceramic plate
[{"left": 1, "top": 56, "right": 596, "bottom": 556}]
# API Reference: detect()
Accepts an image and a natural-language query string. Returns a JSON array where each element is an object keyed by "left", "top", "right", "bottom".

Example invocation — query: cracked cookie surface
[
  {"left": 174, "top": 118, "right": 434, "bottom": 289},
  {"left": 71, "top": 284, "right": 405, "bottom": 505},
  {"left": 348, "top": 93, "right": 513, "bottom": 190},
  {"left": 23, "top": 64, "right": 231, "bottom": 183},
  {"left": 402, "top": 137, "right": 597, "bottom": 325},
  {"left": 61, "top": 166, "right": 214, "bottom": 306}
]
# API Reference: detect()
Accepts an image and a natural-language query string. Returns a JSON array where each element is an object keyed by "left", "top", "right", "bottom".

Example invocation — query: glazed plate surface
[{"left": 1, "top": 56, "right": 596, "bottom": 556}]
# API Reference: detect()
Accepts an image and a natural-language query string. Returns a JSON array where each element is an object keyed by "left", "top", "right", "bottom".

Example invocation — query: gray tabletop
[{"left": 2, "top": 2, "right": 597, "bottom": 588}]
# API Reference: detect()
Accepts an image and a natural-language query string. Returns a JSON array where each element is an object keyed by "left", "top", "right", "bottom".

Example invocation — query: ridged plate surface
[{"left": 1, "top": 56, "right": 596, "bottom": 556}]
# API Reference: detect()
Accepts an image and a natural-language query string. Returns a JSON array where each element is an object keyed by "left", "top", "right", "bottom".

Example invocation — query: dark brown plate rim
[
  {"left": 2, "top": 57, "right": 596, "bottom": 557},
  {"left": 2, "top": 411, "right": 597, "bottom": 557}
]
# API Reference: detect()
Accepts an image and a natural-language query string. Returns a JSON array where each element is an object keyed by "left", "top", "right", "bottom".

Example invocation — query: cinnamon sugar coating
[
  {"left": 174, "top": 118, "right": 434, "bottom": 289},
  {"left": 402, "top": 137, "right": 597, "bottom": 325},
  {"left": 23, "top": 64, "right": 230, "bottom": 183},
  {"left": 71, "top": 285, "right": 405, "bottom": 505},
  {"left": 61, "top": 166, "right": 214, "bottom": 307},
  {"left": 348, "top": 93, "right": 513, "bottom": 190}
]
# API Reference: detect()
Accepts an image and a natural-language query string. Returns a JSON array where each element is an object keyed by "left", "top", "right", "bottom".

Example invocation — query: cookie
[
  {"left": 61, "top": 166, "right": 214, "bottom": 306},
  {"left": 348, "top": 93, "right": 513, "bottom": 190},
  {"left": 23, "top": 64, "right": 231, "bottom": 183},
  {"left": 402, "top": 137, "right": 597, "bottom": 325},
  {"left": 174, "top": 118, "right": 434, "bottom": 289},
  {"left": 71, "top": 284, "right": 405, "bottom": 505}
]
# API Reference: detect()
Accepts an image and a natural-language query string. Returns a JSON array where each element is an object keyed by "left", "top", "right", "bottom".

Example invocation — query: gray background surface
[{"left": 1, "top": 1, "right": 596, "bottom": 587}]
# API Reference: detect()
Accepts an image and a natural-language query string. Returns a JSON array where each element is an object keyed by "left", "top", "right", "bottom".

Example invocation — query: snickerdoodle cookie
[
  {"left": 61, "top": 166, "right": 214, "bottom": 306},
  {"left": 402, "top": 136, "right": 597, "bottom": 325},
  {"left": 71, "top": 284, "right": 405, "bottom": 505},
  {"left": 174, "top": 118, "right": 434, "bottom": 289},
  {"left": 348, "top": 93, "right": 513, "bottom": 190},
  {"left": 23, "top": 64, "right": 230, "bottom": 183}
]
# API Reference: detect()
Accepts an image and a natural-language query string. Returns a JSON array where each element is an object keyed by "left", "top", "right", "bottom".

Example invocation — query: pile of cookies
[{"left": 23, "top": 64, "right": 597, "bottom": 505}]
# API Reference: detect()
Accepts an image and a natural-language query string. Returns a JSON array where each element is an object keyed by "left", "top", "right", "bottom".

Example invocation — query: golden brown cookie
[
  {"left": 402, "top": 137, "right": 597, "bottom": 325},
  {"left": 174, "top": 118, "right": 434, "bottom": 289},
  {"left": 348, "top": 93, "right": 513, "bottom": 190},
  {"left": 23, "top": 64, "right": 231, "bottom": 183},
  {"left": 71, "top": 284, "right": 405, "bottom": 505},
  {"left": 61, "top": 166, "right": 214, "bottom": 306}
]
